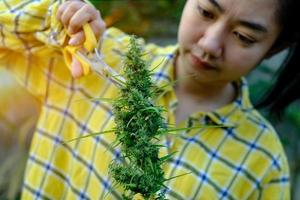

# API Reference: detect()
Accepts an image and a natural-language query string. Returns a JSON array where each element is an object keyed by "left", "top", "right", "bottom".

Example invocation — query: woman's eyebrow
[
  {"left": 206, "top": 0, "right": 268, "bottom": 33},
  {"left": 208, "top": 0, "right": 224, "bottom": 12},
  {"left": 239, "top": 20, "right": 268, "bottom": 33}
]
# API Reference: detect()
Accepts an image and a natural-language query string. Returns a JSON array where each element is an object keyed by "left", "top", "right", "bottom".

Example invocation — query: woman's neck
[
  {"left": 173, "top": 54, "right": 237, "bottom": 113},
  {"left": 175, "top": 79, "right": 236, "bottom": 108}
]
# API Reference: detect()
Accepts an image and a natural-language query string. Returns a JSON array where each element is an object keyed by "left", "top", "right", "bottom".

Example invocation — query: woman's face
[{"left": 177, "top": 0, "right": 281, "bottom": 84}]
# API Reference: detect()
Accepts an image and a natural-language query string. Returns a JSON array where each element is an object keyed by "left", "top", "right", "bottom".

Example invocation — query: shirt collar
[{"left": 207, "top": 77, "right": 254, "bottom": 127}]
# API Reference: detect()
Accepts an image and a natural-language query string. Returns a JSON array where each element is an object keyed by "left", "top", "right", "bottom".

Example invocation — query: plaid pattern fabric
[{"left": 0, "top": 0, "right": 290, "bottom": 199}]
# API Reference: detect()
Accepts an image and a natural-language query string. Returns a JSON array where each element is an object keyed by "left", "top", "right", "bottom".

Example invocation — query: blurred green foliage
[
  {"left": 91, "top": 0, "right": 184, "bottom": 20},
  {"left": 91, "top": 0, "right": 185, "bottom": 38}
]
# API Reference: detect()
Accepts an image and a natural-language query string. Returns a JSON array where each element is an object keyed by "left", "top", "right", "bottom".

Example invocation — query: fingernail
[{"left": 69, "top": 38, "right": 78, "bottom": 45}]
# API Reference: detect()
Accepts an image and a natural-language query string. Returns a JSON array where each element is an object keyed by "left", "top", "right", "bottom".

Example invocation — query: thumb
[{"left": 71, "top": 56, "right": 84, "bottom": 78}]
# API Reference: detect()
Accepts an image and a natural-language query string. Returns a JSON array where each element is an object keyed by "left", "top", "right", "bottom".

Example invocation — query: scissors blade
[{"left": 76, "top": 51, "right": 125, "bottom": 87}]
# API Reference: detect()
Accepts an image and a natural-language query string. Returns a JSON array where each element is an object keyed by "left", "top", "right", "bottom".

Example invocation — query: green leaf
[
  {"left": 159, "top": 151, "right": 177, "bottom": 163},
  {"left": 165, "top": 125, "right": 226, "bottom": 134},
  {"left": 63, "top": 129, "right": 116, "bottom": 144},
  {"left": 165, "top": 172, "right": 192, "bottom": 181}
]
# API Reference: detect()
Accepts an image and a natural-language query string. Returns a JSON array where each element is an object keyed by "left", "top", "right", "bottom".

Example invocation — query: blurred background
[{"left": 0, "top": 0, "right": 299, "bottom": 199}]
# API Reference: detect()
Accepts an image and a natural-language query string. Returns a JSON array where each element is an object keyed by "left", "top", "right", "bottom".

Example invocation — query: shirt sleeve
[
  {"left": 0, "top": 0, "right": 82, "bottom": 101},
  {"left": 0, "top": 0, "right": 67, "bottom": 54}
]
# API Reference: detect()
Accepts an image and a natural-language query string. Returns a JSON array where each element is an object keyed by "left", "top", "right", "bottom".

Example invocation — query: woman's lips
[{"left": 189, "top": 53, "right": 217, "bottom": 70}]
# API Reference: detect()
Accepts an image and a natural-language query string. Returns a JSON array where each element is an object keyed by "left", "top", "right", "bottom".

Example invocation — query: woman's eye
[
  {"left": 234, "top": 32, "right": 256, "bottom": 46},
  {"left": 197, "top": 6, "right": 214, "bottom": 19}
]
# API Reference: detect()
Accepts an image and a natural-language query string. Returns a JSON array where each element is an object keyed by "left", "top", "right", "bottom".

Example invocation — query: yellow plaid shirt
[{"left": 0, "top": 0, "right": 290, "bottom": 199}]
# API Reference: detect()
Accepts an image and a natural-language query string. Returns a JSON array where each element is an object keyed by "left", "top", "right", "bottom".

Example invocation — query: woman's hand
[{"left": 56, "top": 0, "right": 106, "bottom": 78}]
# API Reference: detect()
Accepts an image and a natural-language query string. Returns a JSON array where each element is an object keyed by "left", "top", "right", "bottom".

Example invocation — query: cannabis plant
[{"left": 109, "top": 37, "right": 169, "bottom": 200}]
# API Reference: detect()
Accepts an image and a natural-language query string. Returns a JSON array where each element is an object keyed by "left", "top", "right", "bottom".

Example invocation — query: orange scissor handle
[{"left": 63, "top": 24, "right": 98, "bottom": 76}]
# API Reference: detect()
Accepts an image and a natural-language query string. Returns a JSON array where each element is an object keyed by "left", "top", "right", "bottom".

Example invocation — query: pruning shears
[{"left": 62, "top": 24, "right": 124, "bottom": 86}]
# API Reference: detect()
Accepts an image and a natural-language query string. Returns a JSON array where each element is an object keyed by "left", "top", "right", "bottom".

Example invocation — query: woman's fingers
[
  {"left": 57, "top": 1, "right": 82, "bottom": 27},
  {"left": 56, "top": 1, "right": 71, "bottom": 21},
  {"left": 57, "top": 1, "right": 106, "bottom": 46},
  {"left": 67, "top": 4, "right": 99, "bottom": 33},
  {"left": 89, "top": 18, "right": 106, "bottom": 40},
  {"left": 68, "top": 19, "right": 106, "bottom": 45}
]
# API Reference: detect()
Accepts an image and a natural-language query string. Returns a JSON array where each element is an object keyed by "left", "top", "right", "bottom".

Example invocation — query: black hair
[{"left": 256, "top": 0, "right": 300, "bottom": 116}]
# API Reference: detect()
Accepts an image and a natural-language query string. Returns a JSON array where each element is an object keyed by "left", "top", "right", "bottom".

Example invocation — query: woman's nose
[{"left": 198, "top": 23, "right": 225, "bottom": 58}]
